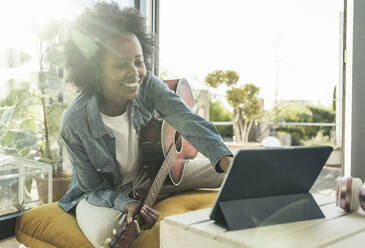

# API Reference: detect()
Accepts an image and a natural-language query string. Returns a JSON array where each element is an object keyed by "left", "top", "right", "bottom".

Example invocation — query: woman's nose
[{"left": 126, "top": 64, "right": 139, "bottom": 78}]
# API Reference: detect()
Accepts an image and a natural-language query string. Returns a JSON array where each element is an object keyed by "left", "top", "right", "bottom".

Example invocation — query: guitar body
[{"left": 140, "top": 78, "right": 198, "bottom": 185}]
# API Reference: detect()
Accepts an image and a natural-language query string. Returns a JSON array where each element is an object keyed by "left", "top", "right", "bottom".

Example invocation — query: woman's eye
[{"left": 114, "top": 64, "right": 127, "bottom": 69}]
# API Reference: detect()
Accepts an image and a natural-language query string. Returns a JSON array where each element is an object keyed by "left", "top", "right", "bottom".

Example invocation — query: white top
[{"left": 100, "top": 109, "right": 140, "bottom": 186}]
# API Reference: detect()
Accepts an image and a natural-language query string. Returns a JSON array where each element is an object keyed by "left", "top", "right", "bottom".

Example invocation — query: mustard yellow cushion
[{"left": 15, "top": 190, "right": 218, "bottom": 248}]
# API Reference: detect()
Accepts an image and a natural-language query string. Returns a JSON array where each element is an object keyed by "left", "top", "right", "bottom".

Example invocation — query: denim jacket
[{"left": 58, "top": 72, "right": 232, "bottom": 212}]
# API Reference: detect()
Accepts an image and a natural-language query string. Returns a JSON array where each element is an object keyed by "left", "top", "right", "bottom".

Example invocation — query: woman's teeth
[{"left": 124, "top": 81, "right": 138, "bottom": 87}]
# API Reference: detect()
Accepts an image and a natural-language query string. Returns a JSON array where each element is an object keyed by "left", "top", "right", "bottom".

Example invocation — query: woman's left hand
[{"left": 140, "top": 205, "right": 160, "bottom": 229}]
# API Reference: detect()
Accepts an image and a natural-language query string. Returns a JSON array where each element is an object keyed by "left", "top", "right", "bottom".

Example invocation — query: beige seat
[{"left": 15, "top": 190, "right": 218, "bottom": 248}]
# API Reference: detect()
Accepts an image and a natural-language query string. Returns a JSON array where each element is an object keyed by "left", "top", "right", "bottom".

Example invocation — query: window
[
  {"left": 0, "top": 0, "right": 136, "bottom": 238},
  {"left": 159, "top": 0, "right": 342, "bottom": 152}
]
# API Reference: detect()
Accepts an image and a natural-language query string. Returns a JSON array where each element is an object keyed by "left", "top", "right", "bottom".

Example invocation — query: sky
[
  {"left": 0, "top": 0, "right": 342, "bottom": 108},
  {"left": 159, "top": 0, "right": 342, "bottom": 109}
]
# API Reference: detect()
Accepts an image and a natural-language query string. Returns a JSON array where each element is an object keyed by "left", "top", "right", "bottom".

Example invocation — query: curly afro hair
[{"left": 64, "top": 1, "right": 155, "bottom": 96}]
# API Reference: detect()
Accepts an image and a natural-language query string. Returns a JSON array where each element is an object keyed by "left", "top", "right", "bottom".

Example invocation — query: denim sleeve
[
  {"left": 142, "top": 75, "right": 233, "bottom": 171},
  {"left": 61, "top": 133, "right": 137, "bottom": 212}
]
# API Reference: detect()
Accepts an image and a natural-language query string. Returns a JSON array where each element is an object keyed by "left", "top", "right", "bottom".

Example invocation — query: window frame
[
  {"left": 343, "top": 0, "right": 365, "bottom": 179},
  {"left": 136, "top": 0, "right": 159, "bottom": 75}
]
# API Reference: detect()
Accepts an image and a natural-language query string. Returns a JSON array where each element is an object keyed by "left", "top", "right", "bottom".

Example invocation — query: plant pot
[{"left": 35, "top": 172, "right": 72, "bottom": 203}]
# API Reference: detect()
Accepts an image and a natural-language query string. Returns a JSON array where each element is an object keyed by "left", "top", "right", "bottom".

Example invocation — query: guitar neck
[
  {"left": 111, "top": 145, "right": 178, "bottom": 248},
  {"left": 143, "top": 141, "right": 178, "bottom": 207}
]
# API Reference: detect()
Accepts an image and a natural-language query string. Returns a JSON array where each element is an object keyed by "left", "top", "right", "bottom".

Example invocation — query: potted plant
[
  {"left": 31, "top": 18, "right": 73, "bottom": 202},
  {"left": 33, "top": 91, "right": 70, "bottom": 203},
  {"left": 0, "top": 79, "right": 40, "bottom": 209},
  {"left": 0, "top": 18, "right": 72, "bottom": 203},
  {"left": 0, "top": 80, "right": 69, "bottom": 203}
]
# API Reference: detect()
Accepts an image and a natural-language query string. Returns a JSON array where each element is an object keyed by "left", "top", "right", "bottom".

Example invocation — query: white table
[{"left": 160, "top": 194, "right": 365, "bottom": 248}]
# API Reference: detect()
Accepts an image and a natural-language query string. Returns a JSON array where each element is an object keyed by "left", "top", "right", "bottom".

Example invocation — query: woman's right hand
[{"left": 124, "top": 202, "right": 160, "bottom": 229}]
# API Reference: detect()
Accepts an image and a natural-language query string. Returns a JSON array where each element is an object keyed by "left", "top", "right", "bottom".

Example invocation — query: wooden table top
[{"left": 160, "top": 194, "right": 365, "bottom": 248}]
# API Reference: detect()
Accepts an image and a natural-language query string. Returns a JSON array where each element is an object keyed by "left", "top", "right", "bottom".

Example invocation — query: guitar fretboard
[{"left": 143, "top": 136, "right": 181, "bottom": 207}]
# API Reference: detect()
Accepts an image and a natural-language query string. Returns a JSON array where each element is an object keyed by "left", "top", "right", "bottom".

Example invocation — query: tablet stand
[{"left": 213, "top": 193, "right": 324, "bottom": 230}]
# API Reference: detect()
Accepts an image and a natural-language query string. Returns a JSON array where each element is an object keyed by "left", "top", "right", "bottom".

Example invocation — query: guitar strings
[{"left": 144, "top": 136, "right": 182, "bottom": 206}]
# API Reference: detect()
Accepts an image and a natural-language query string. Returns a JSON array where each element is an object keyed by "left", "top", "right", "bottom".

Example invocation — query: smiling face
[{"left": 100, "top": 33, "right": 146, "bottom": 105}]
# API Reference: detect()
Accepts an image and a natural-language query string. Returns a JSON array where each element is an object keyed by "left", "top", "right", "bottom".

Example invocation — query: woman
[{"left": 59, "top": 2, "right": 233, "bottom": 247}]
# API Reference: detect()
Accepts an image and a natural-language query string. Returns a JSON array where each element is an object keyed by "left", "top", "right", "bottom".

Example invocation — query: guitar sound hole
[{"left": 175, "top": 132, "right": 182, "bottom": 152}]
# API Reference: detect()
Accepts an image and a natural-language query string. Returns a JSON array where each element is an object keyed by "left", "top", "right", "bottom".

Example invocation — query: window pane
[
  {"left": 0, "top": 0, "right": 135, "bottom": 216},
  {"left": 160, "top": 0, "right": 342, "bottom": 149}
]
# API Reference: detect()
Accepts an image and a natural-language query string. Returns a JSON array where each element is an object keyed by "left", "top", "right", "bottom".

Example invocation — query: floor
[{"left": 0, "top": 165, "right": 341, "bottom": 248}]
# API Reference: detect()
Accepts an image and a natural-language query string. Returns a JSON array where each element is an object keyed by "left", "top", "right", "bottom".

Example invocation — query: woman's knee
[{"left": 76, "top": 199, "right": 126, "bottom": 248}]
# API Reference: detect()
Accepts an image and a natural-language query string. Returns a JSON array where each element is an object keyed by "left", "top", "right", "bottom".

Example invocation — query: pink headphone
[{"left": 336, "top": 176, "right": 365, "bottom": 212}]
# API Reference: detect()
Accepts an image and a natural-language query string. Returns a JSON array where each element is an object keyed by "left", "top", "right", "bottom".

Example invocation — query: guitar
[{"left": 110, "top": 78, "right": 198, "bottom": 248}]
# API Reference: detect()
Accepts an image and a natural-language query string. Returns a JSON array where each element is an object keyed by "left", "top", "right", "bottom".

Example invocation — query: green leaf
[
  {"left": 0, "top": 130, "right": 17, "bottom": 145},
  {"left": 15, "top": 131, "right": 38, "bottom": 149},
  {"left": 20, "top": 118, "right": 37, "bottom": 132},
  {"left": 223, "top": 70, "right": 239, "bottom": 86},
  {"left": 204, "top": 70, "right": 225, "bottom": 88},
  {"left": 46, "top": 102, "right": 67, "bottom": 136},
  {"left": 0, "top": 129, "right": 38, "bottom": 150},
  {"left": 18, "top": 147, "right": 32, "bottom": 157}
]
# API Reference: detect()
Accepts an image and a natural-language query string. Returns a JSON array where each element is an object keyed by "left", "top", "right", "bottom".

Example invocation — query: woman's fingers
[
  {"left": 124, "top": 202, "right": 160, "bottom": 229},
  {"left": 140, "top": 208, "right": 153, "bottom": 224},
  {"left": 140, "top": 205, "right": 160, "bottom": 229},
  {"left": 143, "top": 206, "right": 159, "bottom": 219},
  {"left": 125, "top": 202, "right": 140, "bottom": 224}
]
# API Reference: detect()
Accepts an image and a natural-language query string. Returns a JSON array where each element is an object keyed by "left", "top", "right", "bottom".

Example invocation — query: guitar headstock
[{"left": 110, "top": 219, "right": 141, "bottom": 248}]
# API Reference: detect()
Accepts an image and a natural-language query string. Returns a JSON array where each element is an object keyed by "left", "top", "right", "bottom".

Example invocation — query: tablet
[{"left": 209, "top": 146, "right": 333, "bottom": 229}]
